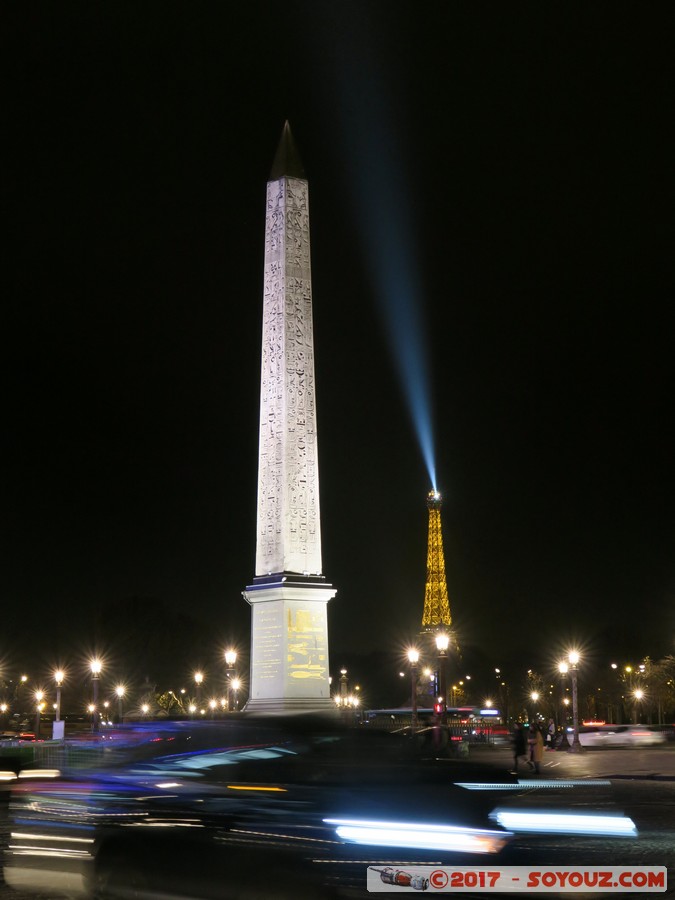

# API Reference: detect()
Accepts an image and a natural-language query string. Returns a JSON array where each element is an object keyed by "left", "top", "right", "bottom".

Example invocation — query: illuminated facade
[
  {"left": 421, "top": 490, "right": 452, "bottom": 630},
  {"left": 243, "top": 123, "right": 336, "bottom": 712}
]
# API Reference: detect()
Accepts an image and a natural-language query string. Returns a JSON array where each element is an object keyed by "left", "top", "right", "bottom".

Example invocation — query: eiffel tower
[{"left": 421, "top": 490, "right": 452, "bottom": 632}]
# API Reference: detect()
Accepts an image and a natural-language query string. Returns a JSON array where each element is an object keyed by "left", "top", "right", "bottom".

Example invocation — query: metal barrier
[
  {"left": 1, "top": 741, "right": 107, "bottom": 772},
  {"left": 33, "top": 743, "right": 107, "bottom": 770}
]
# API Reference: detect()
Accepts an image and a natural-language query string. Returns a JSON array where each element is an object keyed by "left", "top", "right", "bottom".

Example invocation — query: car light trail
[
  {"left": 226, "top": 785, "right": 287, "bottom": 792},
  {"left": 324, "top": 818, "right": 512, "bottom": 853},
  {"left": 18, "top": 770, "right": 61, "bottom": 779},
  {"left": 490, "top": 810, "right": 637, "bottom": 836},
  {"left": 455, "top": 779, "right": 612, "bottom": 790}
]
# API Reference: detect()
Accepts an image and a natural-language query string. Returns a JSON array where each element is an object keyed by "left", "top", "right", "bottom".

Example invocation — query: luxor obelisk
[{"left": 243, "top": 122, "right": 336, "bottom": 712}]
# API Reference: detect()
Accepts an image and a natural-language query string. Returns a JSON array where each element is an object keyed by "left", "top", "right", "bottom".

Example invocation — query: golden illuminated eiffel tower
[{"left": 421, "top": 490, "right": 452, "bottom": 632}]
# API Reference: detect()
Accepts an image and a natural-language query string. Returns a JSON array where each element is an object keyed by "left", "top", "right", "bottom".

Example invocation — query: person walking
[
  {"left": 511, "top": 722, "right": 527, "bottom": 774},
  {"left": 528, "top": 723, "right": 544, "bottom": 774},
  {"left": 546, "top": 718, "right": 556, "bottom": 750}
]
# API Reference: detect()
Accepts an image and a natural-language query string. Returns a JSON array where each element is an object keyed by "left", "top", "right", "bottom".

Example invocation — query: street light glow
[
  {"left": 435, "top": 633, "right": 449, "bottom": 652},
  {"left": 90, "top": 659, "right": 102, "bottom": 676}
]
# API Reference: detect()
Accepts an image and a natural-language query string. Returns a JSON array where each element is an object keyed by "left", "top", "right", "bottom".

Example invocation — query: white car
[{"left": 578, "top": 725, "right": 666, "bottom": 748}]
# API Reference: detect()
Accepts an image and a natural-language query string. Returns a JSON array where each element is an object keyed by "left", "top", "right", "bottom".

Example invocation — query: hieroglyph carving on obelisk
[{"left": 256, "top": 174, "right": 322, "bottom": 577}]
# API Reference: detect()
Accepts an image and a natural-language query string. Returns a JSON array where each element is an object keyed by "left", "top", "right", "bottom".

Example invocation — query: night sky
[{"left": 3, "top": 5, "right": 674, "bottom": 696}]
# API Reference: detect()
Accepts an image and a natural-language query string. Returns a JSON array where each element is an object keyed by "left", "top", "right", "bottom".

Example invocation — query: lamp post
[
  {"left": 194, "top": 672, "right": 204, "bottom": 708},
  {"left": 224, "top": 650, "right": 237, "bottom": 711},
  {"left": 557, "top": 663, "right": 570, "bottom": 749},
  {"left": 90, "top": 660, "right": 102, "bottom": 733},
  {"left": 339, "top": 668, "right": 348, "bottom": 707},
  {"left": 54, "top": 671, "right": 64, "bottom": 723},
  {"left": 231, "top": 678, "right": 241, "bottom": 711},
  {"left": 567, "top": 651, "right": 582, "bottom": 752},
  {"left": 34, "top": 690, "right": 44, "bottom": 739},
  {"left": 115, "top": 686, "right": 125, "bottom": 723},
  {"left": 435, "top": 633, "right": 450, "bottom": 726},
  {"left": 407, "top": 649, "right": 419, "bottom": 734},
  {"left": 633, "top": 688, "right": 644, "bottom": 724}
]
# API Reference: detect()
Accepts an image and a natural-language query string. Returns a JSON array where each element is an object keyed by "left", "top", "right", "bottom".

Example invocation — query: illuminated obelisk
[{"left": 243, "top": 122, "right": 336, "bottom": 712}]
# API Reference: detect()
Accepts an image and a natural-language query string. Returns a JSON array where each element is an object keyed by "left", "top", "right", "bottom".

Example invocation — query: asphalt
[{"left": 469, "top": 742, "right": 675, "bottom": 781}]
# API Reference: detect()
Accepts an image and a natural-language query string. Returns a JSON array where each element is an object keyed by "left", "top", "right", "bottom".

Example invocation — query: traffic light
[{"left": 434, "top": 702, "right": 443, "bottom": 715}]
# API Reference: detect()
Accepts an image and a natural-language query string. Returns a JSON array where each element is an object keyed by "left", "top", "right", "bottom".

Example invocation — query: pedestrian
[
  {"left": 511, "top": 722, "right": 527, "bottom": 773},
  {"left": 546, "top": 718, "right": 556, "bottom": 750},
  {"left": 528, "top": 723, "right": 544, "bottom": 774}
]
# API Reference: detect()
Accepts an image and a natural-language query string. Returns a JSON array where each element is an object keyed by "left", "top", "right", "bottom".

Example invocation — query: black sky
[{"left": 3, "top": 4, "right": 674, "bottom": 692}]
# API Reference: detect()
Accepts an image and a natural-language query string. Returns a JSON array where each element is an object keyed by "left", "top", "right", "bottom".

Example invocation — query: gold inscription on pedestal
[{"left": 286, "top": 605, "right": 327, "bottom": 680}]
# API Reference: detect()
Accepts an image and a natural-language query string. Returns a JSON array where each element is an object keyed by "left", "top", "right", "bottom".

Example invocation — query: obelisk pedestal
[{"left": 243, "top": 576, "right": 335, "bottom": 712}]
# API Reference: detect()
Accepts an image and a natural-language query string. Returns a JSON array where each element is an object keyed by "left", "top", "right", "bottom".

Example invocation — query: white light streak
[
  {"left": 490, "top": 810, "right": 637, "bottom": 836},
  {"left": 455, "top": 779, "right": 612, "bottom": 790},
  {"left": 323, "top": 818, "right": 510, "bottom": 853}
]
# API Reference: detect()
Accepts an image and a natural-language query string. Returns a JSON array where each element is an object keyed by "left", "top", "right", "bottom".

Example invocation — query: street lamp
[
  {"left": 231, "top": 678, "right": 241, "bottom": 710},
  {"left": 435, "top": 633, "right": 450, "bottom": 726},
  {"left": 194, "top": 671, "right": 204, "bottom": 706},
  {"left": 54, "top": 671, "right": 64, "bottom": 723},
  {"left": 567, "top": 651, "right": 582, "bottom": 752},
  {"left": 34, "top": 690, "right": 44, "bottom": 738},
  {"left": 90, "top": 660, "right": 102, "bottom": 733},
  {"left": 339, "top": 668, "right": 348, "bottom": 707},
  {"left": 556, "top": 662, "right": 571, "bottom": 749},
  {"left": 115, "top": 685, "right": 125, "bottom": 723},
  {"left": 633, "top": 688, "right": 644, "bottom": 724},
  {"left": 407, "top": 649, "right": 419, "bottom": 734},
  {"left": 224, "top": 650, "right": 237, "bottom": 710}
]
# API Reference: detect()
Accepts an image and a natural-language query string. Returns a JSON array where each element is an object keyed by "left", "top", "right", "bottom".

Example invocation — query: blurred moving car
[
  {"left": 0, "top": 732, "right": 37, "bottom": 743},
  {"left": 578, "top": 724, "right": 667, "bottom": 748},
  {"left": 4, "top": 717, "right": 519, "bottom": 899}
]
